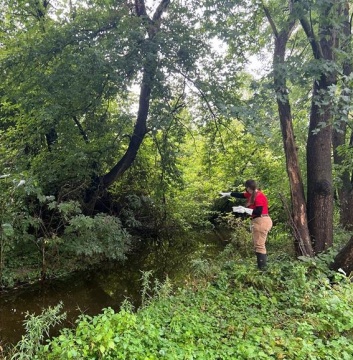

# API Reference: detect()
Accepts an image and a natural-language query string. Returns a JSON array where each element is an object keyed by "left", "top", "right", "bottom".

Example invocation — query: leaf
[{"left": 1, "top": 223, "right": 14, "bottom": 237}]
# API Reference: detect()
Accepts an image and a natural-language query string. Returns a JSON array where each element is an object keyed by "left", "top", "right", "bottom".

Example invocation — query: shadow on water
[{"left": 0, "top": 229, "right": 231, "bottom": 346}]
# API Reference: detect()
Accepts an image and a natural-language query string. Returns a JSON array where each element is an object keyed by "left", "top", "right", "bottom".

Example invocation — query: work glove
[
  {"left": 232, "top": 206, "right": 253, "bottom": 215},
  {"left": 219, "top": 192, "right": 231, "bottom": 198}
]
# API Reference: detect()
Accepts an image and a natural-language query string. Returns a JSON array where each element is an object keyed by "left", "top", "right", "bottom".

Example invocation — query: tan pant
[{"left": 251, "top": 217, "right": 273, "bottom": 254}]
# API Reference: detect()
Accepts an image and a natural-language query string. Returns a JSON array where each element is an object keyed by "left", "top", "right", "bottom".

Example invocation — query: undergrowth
[{"left": 5, "top": 240, "right": 353, "bottom": 359}]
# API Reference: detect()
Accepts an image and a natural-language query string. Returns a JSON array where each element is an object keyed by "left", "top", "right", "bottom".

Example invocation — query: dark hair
[
  {"left": 245, "top": 179, "right": 257, "bottom": 205},
  {"left": 245, "top": 179, "right": 257, "bottom": 190}
]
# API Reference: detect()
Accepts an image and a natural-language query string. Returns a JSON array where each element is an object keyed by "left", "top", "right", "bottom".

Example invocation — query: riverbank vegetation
[{"left": 6, "top": 229, "right": 353, "bottom": 359}]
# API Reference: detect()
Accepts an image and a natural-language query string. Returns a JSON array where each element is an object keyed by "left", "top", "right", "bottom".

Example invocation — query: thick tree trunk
[
  {"left": 306, "top": 78, "right": 334, "bottom": 254},
  {"left": 330, "top": 235, "right": 353, "bottom": 276},
  {"left": 300, "top": 3, "right": 336, "bottom": 254},
  {"left": 264, "top": 4, "right": 314, "bottom": 256},
  {"left": 333, "top": 122, "right": 353, "bottom": 230},
  {"left": 332, "top": 1, "right": 353, "bottom": 230}
]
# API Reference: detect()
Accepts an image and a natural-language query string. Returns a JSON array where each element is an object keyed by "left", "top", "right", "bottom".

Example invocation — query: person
[{"left": 220, "top": 179, "right": 272, "bottom": 270}]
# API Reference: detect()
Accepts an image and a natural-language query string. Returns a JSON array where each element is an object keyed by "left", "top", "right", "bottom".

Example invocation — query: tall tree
[
  {"left": 332, "top": 0, "right": 353, "bottom": 230},
  {"left": 99, "top": 0, "right": 170, "bottom": 190},
  {"left": 330, "top": 1, "right": 353, "bottom": 274},
  {"left": 262, "top": 1, "right": 314, "bottom": 257},
  {"left": 224, "top": 0, "right": 351, "bottom": 255},
  {"left": 298, "top": 0, "right": 338, "bottom": 253},
  {"left": 1, "top": 0, "right": 223, "bottom": 206}
]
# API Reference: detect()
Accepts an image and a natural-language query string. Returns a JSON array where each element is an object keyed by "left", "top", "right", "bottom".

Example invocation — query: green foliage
[
  {"left": 140, "top": 270, "right": 173, "bottom": 308},
  {"left": 216, "top": 213, "right": 254, "bottom": 258},
  {"left": 0, "top": 0, "right": 351, "bottom": 307},
  {"left": 9, "top": 247, "right": 352, "bottom": 360},
  {"left": 11, "top": 302, "right": 66, "bottom": 360},
  {"left": 0, "top": 175, "right": 131, "bottom": 286},
  {"left": 63, "top": 213, "right": 131, "bottom": 262},
  {"left": 0, "top": 0, "right": 291, "bottom": 244}
]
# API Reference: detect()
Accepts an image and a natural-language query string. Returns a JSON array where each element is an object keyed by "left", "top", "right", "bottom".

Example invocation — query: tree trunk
[
  {"left": 101, "top": 70, "right": 152, "bottom": 188},
  {"left": 333, "top": 118, "right": 353, "bottom": 230},
  {"left": 327, "top": 1, "right": 353, "bottom": 275},
  {"left": 84, "top": 0, "right": 170, "bottom": 206},
  {"left": 300, "top": 3, "right": 336, "bottom": 254},
  {"left": 332, "top": 1, "right": 353, "bottom": 230},
  {"left": 306, "top": 80, "right": 334, "bottom": 253},
  {"left": 264, "top": 4, "right": 314, "bottom": 256},
  {"left": 330, "top": 235, "right": 353, "bottom": 276},
  {"left": 276, "top": 89, "right": 313, "bottom": 257}
]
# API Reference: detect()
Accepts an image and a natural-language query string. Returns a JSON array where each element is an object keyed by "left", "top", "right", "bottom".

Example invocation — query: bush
[{"left": 63, "top": 213, "right": 131, "bottom": 262}]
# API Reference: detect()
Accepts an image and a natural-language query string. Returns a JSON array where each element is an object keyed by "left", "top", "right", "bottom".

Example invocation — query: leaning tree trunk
[
  {"left": 275, "top": 68, "right": 313, "bottom": 257},
  {"left": 101, "top": 0, "right": 170, "bottom": 189},
  {"left": 84, "top": 0, "right": 170, "bottom": 208},
  {"left": 101, "top": 67, "right": 153, "bottom": 188},
  {"left": 330, "top": 235, "right": 353, "bottom": 276},
  {"left": 264, "top": 4, "right": 314, "bottom": 256}
]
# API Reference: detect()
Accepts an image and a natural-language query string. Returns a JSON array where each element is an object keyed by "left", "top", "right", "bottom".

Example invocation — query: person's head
[
  {"left": 245, "top": 179, "right": 257, "bottom": 205},
  {"left": 244, "top": 179, "right": 257, "bottom": 194}
]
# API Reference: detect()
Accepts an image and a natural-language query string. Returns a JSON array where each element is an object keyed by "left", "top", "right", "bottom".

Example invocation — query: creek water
[{"left": 0, "top": 230, "right": 230, "bottom": 346}]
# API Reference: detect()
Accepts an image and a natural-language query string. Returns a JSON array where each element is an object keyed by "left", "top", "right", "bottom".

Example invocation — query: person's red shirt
[{"left": 243, "top": 191, "right": 269, "bottom": 216}]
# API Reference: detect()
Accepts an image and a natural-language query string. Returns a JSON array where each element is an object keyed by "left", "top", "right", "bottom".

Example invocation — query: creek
[{"left": 0, "top": 230, "right": 230, "bottom": 346}]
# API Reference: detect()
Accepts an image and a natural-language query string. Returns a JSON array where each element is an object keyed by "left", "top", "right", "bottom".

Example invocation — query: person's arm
[
  {"left": 230, "top": 192, "right": 246, "bottom": 198},
  {"left": 219, "top": 191, "right": 246, "bottom": 199},
  {"left": 252, "top": 206, "right": 263, "bottom": 218}
]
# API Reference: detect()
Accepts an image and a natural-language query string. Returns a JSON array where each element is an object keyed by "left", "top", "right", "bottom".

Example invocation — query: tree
[
  {"left": 298, "top": 0, "right": 338, "bottom": 253},
  {"left": 0, "top": 0, "right": 221, "bottom": 208},
  {"left": 329, "top": 1, "right": 353, "bottom": 272},
  {"left": 99, "top": 0, "right": 170, "bottom": 190},
  {"left": 262, "top": 1, "right": 313, "bottom": 256},
  {"left": 332, "top": 0, "right": 353, "bottom": 230},
  {"left": 223, "top": 0, "right": 353, "bottom": 257}
]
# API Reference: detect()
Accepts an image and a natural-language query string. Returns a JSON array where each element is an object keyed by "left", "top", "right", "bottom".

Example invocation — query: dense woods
[
  {"left": 1, "top": 0, "right": 353, "bottom": 291},
  {"left": 2, "top": 1, "right": 353, "bottom": 358}
]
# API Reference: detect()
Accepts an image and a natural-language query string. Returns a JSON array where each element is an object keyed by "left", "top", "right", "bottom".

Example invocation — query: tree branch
[
  {"left": 262, "top": 2, "right": 278, "bottom": 38},
  {"left": 134, "top": 0, "right": 148, "bottom": 17},
  {"left": 152, "top": 0, "right": 171, "bottom": 22},
  {"left": 299, "top": 15, "right": 323, "bottom": 59},
  {"left": 72, "top": 116, "right": 89, "bottom": 144}
]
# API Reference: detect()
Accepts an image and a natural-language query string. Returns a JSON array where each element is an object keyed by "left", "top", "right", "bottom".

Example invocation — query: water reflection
[{"left": 0, "top": 230, "right": 229, "bottom": 345}]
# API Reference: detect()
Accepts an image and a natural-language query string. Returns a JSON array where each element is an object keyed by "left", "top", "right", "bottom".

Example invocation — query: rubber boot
[{"left": 256, "top": 252, "right": 267, "bottom": 271}]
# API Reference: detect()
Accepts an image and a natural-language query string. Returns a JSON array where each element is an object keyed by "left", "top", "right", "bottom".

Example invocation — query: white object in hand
[
  {"left": 232, "top": 206, "right": 253, "bottom": 215},
  {"left": 219, "top": 192, "right": 231, "bottom": 198},
  {"left": 244, "top": 207, "right": 253, "bottom": 215},
  {"left": 17, "top": 179, "right": 26, "bottom": 187}
]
